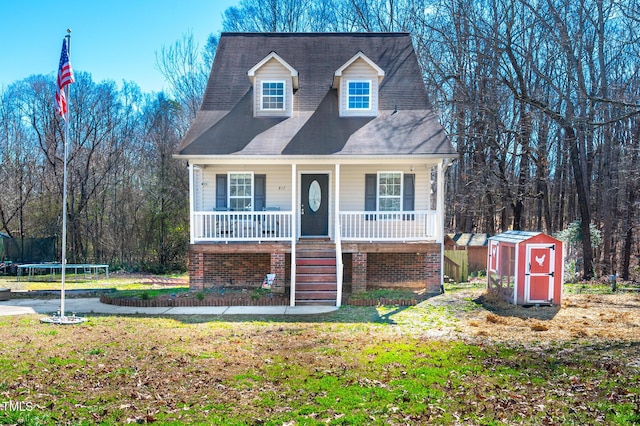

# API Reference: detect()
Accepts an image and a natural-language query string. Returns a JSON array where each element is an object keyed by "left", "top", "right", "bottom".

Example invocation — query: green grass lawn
[
  {"left": 1, "top": 287, "right": 639, "bottom": 425},
  {"left": 0, "top": 273, "right": 188, "bottom": 293}
]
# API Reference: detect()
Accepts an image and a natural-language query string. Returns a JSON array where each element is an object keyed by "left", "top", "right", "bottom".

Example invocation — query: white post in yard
[{"left": 188, "top": 162, "right": 195, "bottom": 244}]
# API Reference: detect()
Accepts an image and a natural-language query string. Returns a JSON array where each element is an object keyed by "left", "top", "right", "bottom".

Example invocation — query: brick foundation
[
  {"left": 367, "top": 251, "right": 441, "bottom": 294},
  {"left": 189, "top": 251, "right": 271, "bottom": 290},
  {"left": 189, "top": 251, "right": 204, "bottom": 290},
  {"left": 270, "top": 252, "right": 286, "bottom": 294},
  {"left": 189, "top": 244, "right": 442, "bottom": 295}
]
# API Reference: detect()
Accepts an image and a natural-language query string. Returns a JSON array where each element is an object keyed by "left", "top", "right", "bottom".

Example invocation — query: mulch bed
[
  {"left": 346, "top": 297, "right": 418, "bottom": 306},
  {"left": 100, "top": 291, "right": 420, "bottom": 307},
  {"left": 100, "top": 292, "right": 289, "bottom": 307}
]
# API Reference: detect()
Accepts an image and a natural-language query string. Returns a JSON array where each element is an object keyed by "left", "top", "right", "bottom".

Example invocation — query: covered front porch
[{"left": 187, "top": 160, "right": 449, "bottom": 306}]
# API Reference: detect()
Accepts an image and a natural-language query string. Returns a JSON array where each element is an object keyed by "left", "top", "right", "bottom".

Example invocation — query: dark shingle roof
[{"left": 176, "top": 33, "right": 455, "bottom": 157}]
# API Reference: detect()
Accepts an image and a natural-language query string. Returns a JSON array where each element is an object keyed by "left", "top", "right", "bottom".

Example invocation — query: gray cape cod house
[{"left": 174, "top": 32, "right": 457, "bottom": 306}]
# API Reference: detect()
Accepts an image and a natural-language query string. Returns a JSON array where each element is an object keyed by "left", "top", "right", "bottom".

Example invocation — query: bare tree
[
  {"left": 0, "top": 81, "right": 39, "bottom": 240},
  {"left": 155, "top": 32, "right": 212, "bottom": 131},
  {"left": 0, "top": 0, "right": 637, "bottom": 278},
  {"left": 139, "top": 93, "right": 189, "bottom": 271}
]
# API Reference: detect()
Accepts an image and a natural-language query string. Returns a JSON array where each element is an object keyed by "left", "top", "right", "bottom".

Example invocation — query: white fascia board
[{"left": 174, "top": 154, "right": 453, "bottom": 166}]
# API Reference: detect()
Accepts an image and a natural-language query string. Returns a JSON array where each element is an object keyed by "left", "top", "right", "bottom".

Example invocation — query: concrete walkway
[{"left": 0, "top": 297, "right": 339, "bottom": 317}]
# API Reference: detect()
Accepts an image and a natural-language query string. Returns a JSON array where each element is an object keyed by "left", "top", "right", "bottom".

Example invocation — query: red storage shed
[{"left": 487, "top": 231, "right": 564, "bottom": 306}]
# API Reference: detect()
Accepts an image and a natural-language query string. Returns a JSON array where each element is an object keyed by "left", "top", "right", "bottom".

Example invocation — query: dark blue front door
[{"left": 300, "top": 174, "right": 329, "bottom": 236}]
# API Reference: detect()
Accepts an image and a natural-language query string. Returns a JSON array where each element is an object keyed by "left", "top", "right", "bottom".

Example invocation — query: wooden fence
[{"left": 444, "top": 250, "right": 468, "bottom": 283}]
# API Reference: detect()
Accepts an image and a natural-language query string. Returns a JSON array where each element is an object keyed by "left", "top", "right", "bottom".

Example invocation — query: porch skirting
[{"left": 188, "top": 242, "right": 442, "bottom": 296}]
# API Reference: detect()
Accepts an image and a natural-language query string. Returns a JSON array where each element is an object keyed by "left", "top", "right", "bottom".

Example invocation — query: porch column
[
  {"left": 436, "top": 160, "right": 448, "bottom": 289},
  {"left": 335, "top": 163, "right": 343, "bottom": 307},
  {"left": 436, "top": 161, "right": 445, "bottom": 243},
  {"left": 188, "top": 162, "right": 194, "bottom": 244},
  {"left": 352, "top": 252, "right": 367, "bottom": 293},
  {"left": 290, "top": 163, "right": 297, "bottom": 306}
]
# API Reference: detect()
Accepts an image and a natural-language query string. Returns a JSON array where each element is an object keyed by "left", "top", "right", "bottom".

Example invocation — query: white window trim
[
  {"left": 346, "top": 79, "right": 372, "bottom": 111},
  {"left": 261, "top": 80, "right": 286, "bottom": 111},
  {"left": 228, "top": 171, "right": 254, "bottom": 211},
  {"left": 377, "top": 171, "right": 403, "bottom": 212}
]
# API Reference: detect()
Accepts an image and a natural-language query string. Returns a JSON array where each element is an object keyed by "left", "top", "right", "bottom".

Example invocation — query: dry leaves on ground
[{"left": 429, "top": 288, "right": 640, "bottom": 346}]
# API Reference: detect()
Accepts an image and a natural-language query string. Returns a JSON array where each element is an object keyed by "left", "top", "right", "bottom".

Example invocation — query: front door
[
  {"left": 300, "top": 174, "right": 329, "bottom": 236},
  {"left": 524, "top": 243, "right": 556, "bottom": 304}
]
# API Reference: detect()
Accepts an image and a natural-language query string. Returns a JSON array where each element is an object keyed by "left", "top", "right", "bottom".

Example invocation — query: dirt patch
[
  {"left": 425, "top": 288, "right": 640, "bottom": 345},
  {"left": 136, "top": 276, "right": 188, "bottom": 286}
]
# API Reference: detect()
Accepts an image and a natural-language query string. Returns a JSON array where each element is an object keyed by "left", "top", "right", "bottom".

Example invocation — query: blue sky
[{"left": 1, "top": 0, "right": 239, "bottom": 93}]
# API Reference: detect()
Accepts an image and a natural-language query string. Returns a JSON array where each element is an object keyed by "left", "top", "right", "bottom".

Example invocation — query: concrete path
[{"left": 0, "top": 297, "right": 339, "bottom": 317}]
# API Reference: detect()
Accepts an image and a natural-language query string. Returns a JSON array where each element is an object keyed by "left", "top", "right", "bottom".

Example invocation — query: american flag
[{"left": 55, "top": 37, "right": 75, "bottom": 119}]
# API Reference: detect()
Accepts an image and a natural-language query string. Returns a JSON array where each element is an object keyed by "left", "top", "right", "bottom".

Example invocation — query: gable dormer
[
  {"left": 333, "top": 51, "right": 385, "bottom": 117},
  {"left": 248, "top": 52, "right": 298, "bottom": 118}
]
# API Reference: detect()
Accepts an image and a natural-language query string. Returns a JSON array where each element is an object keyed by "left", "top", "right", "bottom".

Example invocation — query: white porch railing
[
  {"left": 339, "top": 211, "right": 438, "bottom": 241},
  {"left": 191, "top": 210, "right": 438, "bottom": 242},
  {"left": 192, "top": 211, "right": 293, "bottom": 242}
]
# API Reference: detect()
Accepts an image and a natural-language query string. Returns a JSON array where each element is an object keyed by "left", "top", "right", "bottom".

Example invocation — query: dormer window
[
  {"left": 248, "top": 52, "right": 298, "bottom": 118},
  {"left": 347, "top": 81, "right": 371, "bottom": 110},
  {"left": 261, "top": 81, "right": 285, "bottom": 111},
  {"left": 333, "top": 52, "right": 384, "bottom": 117}
]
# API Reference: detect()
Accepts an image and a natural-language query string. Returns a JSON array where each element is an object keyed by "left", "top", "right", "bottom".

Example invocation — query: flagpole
[
  {"left": 42, "top": 29, "right": 84, "bottom": 324},
  {"left": 60, "top": 29, "right": 71, "bottom": 318}
]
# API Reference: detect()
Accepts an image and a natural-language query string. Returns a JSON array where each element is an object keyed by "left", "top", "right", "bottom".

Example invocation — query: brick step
[
  {"left": 296, "top": 275, "right": 336, "bottom": 284},
  {"left": 296, "top": 250, "right": 336, "bottom": 259},
  {"left": 296, "top": 265, "right": 336, "bottom": 274},
  {"left": 296, "top": 240, "right": 333, "bottom": 248},
  {"left": 295, "top": 290, "right": 337, "bottom": 300},
  {"left": 296, "top": 274, "right": 336, "bottom": 282},
  {"left": 296, "top": 282, "right": 337, "bottom": 291},
  {"left": 295, "top": 300, "right": 336, "bottom": 306},
  {"left": 297, "top": 258, "right": 336, "bottom": 266}
]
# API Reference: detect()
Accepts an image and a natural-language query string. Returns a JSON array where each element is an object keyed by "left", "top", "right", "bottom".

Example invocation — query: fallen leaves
[
  {"left": 0, "top": 290, "right": 638, "bottom": 424},
  {"left": 435, "top": 290, "right": 640, "bottom": 345}
]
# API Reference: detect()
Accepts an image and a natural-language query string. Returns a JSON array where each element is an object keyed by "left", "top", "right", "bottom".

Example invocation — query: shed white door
[
  {"left": 524, "top": 243, "right": 556, "bottom": 304},
  {"left": 488, "top": 240, "right": 499, "bottom": 273}
]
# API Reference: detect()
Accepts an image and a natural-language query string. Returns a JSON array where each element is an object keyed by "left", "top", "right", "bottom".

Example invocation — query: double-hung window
[
  {"left": 378, "top": 172, "right": 402, "bottom": 212},
  {"left": 229, "top": 172, "right": 253, "bottom": 211},
  {"left": 365, "top": 172, "right": 414, "bottom": 220},
  {"left": 347, "top": 80, "right": 371, "bottom": 110},
  {"left": 261, "top": 81, "right": 285, "bottom": 111}
]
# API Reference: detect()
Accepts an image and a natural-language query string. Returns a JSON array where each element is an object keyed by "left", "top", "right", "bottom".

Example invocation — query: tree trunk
[
  {"left": 620, "top": 188, "right": 635, "bottom": 281},
  {"left": 565, "top": 126, "right": 594, "bottom": 279}
]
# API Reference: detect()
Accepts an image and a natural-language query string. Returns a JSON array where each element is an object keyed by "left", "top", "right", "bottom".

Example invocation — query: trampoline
[{"left": 17, "top": 263, "right": 109, "bottom": 282}]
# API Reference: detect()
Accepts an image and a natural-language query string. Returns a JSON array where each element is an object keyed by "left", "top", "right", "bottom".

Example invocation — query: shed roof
[
  {"left": 489, "top": 230, "right": 542, "bottom": 244},
  {"left": 447, "top": 233, "right": 490, "bottom": 247},
  {"left": 176, "top": 32, "right": 455, "bottom": 158}
]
